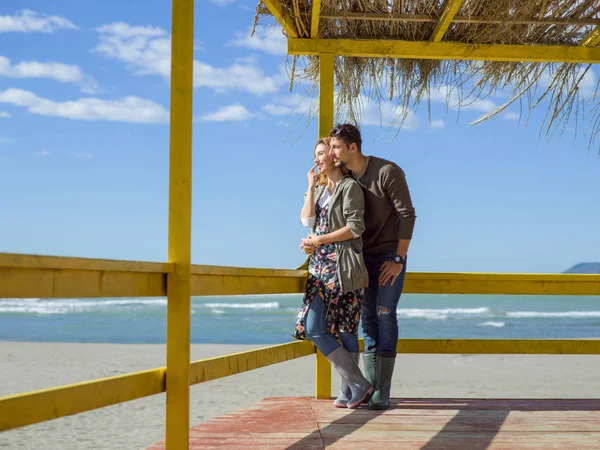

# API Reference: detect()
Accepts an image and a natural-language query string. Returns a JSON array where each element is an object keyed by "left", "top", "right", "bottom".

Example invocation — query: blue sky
[{"left": 0, "top": 1, "right": 599, "bottom": 274}]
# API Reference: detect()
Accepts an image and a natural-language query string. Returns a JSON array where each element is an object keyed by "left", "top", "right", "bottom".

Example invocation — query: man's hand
[{"left": 379, "top": 261, "right": 403, "bottom": 286}]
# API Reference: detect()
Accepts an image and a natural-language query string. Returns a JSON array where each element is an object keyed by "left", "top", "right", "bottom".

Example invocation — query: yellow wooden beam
[
  {"left": 0, "top": 342, "right": 313, "bottom": 432},
  {"left": 191, "top": 265, "right": 306, "bottom": 296},
  {"left": 261, "top": 0, "right": 299, "bottom": 38},
  {"left": 315, "top": 52, "right": 335, "bottom": 400},
  {"left": 403, "top": 272, "right": 600, "bottom": 296},
  {"left": 189, "top": 341, "right": 315, "bottom": 384},
  {"left": 310, "top": 0, "right": 321, "bottom": 38},
  {"left": 392, "top": 339, "right": 600, "bottom": 355},
  {"left": 0, "top": 252, "right": 173, "bottom": 273},
  {"left": 166, "top": 0, "right": 194, "bottom": 447},
  {"left": 581, "top": 26, "right": 600, "bottom": 47},
  {"left": 0, "top": 367, "right": 165, "bottom": 432},
  {"left": 288, "top": 38, "right": 600, "bottom": 64},
  {"left": 0, "top": 266, "right": 166, "bottom": 298},
  {"left": 430, "top": 0, "right": 463, "bottom": 42},
  {"left": 318, "top": 53, "right": 335, "bottom": 138}
]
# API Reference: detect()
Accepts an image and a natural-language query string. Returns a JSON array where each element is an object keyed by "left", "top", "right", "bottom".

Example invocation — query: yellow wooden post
[
  {"left": 315, "top": 52, "right": 334, "bottom": 400},
  {"left": 166, "top": 0, "right": 194, "bottom": 448}
]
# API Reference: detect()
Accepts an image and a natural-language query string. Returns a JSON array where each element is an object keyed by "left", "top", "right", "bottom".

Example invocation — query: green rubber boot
[
  {"left": 332, "top": 352, "right": 360, "bottom": 408},
  {"left": 368, "top": 356, "right": 396, "bottom": 410},
  {"left": 362, "top": 352, "right": 377, "bottom": 388}
]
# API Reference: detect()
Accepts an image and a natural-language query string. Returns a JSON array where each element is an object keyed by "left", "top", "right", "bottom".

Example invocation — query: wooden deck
[{"left": 145, "top": 397, "right": 600, "bottom": 449}]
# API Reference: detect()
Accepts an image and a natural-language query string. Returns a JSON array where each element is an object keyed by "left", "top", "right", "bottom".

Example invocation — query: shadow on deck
[{"left": 145, "top": 397, "right": 600, "bottom": 449}]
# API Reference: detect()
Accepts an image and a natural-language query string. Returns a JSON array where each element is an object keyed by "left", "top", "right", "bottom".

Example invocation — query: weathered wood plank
[{"left": 144, "top": 397, "right": 600, "bottom": 449}]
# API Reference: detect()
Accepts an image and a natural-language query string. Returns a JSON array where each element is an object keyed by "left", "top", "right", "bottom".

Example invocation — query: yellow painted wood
[
  {"left": 4, "top": 255, "right": 600, "bottom": 299},
  {"left": 260, "top": 0, "right": 298, "bottom": 38},
  {"left": 393, "top": 339, "right": 600, "bottom": 354},
  {"left": 191, "top": 264, "right": 306, "bottom": 296},
  {"left": 314, "top": 51, "right": 335, "bottom": 400},
  {"left": 191, "top": 264, "right": 306, "bottom": 278},
  {"left": 315, "top": 350, "right": 331, "bottom": 399},
  {"left": 166, "top": 0, "right": 194, "bottom": 448},
  {"left": 288, "top": 38, "right": 600, "bottom": 64},
  {"left": 0, "top": 252, "right": 172, "bottom": 273},
  {"left": 189, "top": 341, "right": 315, "bottom": 384},
  {"left": 403, "top": 272, "right": 600, "bottom": 296},
  {"left": 430, "top": 0, "right": 463, "bottom": 42},
  {"left": 191, "top": 272, "right": 306, "bottom": 295},
  {"left": 318, "top": 53, "right": 334, "bottom": 138},
  {"left": 310, "top": 0, "right": 321, "bottom": 38},
  {"left": 0, "top": 266, "right": 167, "bottom": 298},
  {"left": 581, "top": 26, "right": 600, "bottom": 47},
  {"left": 0, "top": 368, "right": 165, "bottom": 432}
]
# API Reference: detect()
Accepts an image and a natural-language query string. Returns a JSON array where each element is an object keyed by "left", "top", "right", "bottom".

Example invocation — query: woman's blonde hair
[{"left": 314, "top": 137, "right": 347, "bottom": 186}]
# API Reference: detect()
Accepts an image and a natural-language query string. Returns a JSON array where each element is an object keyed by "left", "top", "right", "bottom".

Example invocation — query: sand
[{"left": 1, "top": 342, "right": 599, "bottom": 449}]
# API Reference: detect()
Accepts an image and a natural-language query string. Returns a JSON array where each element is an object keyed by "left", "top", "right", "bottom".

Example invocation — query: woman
[{"left": 293, "top": 137, "right": 373, "bottom": 409}]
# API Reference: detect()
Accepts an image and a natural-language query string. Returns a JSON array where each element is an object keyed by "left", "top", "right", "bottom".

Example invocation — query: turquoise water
[{"left": 1, "top": 294, "right": 599, "bottom": 344}]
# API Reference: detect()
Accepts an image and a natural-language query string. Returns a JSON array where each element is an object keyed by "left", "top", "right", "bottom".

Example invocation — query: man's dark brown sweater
[{"left": 354, "top": 156, "right": 416, "bottom": 254}]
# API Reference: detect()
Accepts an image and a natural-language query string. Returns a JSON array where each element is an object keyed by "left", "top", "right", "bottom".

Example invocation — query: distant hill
[{"left": 563, "top": 263, "right": 600, "bottom": 274}]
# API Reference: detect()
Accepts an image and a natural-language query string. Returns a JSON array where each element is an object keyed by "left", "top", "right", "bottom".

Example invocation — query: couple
[{"left": 293, "top": 123, "right": 416, "bottom": 410}]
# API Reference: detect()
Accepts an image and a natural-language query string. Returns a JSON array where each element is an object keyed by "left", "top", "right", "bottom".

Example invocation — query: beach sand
[{"left": 1, "top": 342, "right": 599, "bottom": 449}]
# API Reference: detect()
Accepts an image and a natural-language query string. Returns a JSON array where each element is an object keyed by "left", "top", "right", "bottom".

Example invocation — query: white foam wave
[
  {"left": 397, "top": 307, "right": 490, "bottom": 320},
  {"left": 0, "top": 298, "right": 167, "bottom": 315},
  {"left": 211, "top": 309, "right": 226, "bottom": 314},
  {"left": 507, "top": 311, "right": 600, "bottom": 318},
  {"left": 480, "top": 321, "right": 505, "bottom": 327},
  {"left": 203, "top": 302, "right": 280, "bottom": 309}
]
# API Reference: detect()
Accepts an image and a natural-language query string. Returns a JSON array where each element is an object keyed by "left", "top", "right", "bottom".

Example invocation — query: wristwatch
[{"left": 393, "top": 255, "right": 405, "bottom": 264}]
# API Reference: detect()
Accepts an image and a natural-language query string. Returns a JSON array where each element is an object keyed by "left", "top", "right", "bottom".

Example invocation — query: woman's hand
[
  {"left": 302, "top": 234, "right": 323, "bottom": 248},
  {"left": 307, "top": 164, "right": 318, "bottom": 189},
  {"left": 299, "top": 242, "right": 316, "bottom": 255}
]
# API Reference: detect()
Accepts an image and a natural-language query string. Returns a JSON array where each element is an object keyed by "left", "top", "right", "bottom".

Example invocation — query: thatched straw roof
[{"left": 255, "top": 0, "right": 600, "bottom": 146}]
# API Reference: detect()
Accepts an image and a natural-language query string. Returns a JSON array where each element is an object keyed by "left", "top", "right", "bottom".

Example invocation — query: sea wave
[
  {"left": 0, "top": 298, "right": 167, "bottom": 315},
  {"left": 507, "top": 311, "right": 600, "bottom": 318},
  {"left": 202, "top": 302, "right": 280, "bottom": 310},
  {"left": 397, "top": 307, "right": 490, "bottom": 320},
  {"left": 479, "top": 321, "right": 505, "bottom": 327}
]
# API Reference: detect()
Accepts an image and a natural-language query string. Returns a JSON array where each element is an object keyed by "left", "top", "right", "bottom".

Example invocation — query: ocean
[{"left": 1, "top": 294, "right": 600, "bottom": 344}]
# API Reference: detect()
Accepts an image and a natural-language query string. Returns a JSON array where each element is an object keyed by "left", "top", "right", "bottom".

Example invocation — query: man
[{"left": 327, "top": 123, "right": 416, "bottom": 410}]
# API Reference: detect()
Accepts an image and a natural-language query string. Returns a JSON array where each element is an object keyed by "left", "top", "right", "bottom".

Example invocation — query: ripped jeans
[{"left": 361, "top": 251, "right": 407, "bottom": 357}]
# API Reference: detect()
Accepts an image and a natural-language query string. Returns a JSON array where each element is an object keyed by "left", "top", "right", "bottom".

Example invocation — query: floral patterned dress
[{"left": 292, "top": 198, "right": 363, "bottom": 340}]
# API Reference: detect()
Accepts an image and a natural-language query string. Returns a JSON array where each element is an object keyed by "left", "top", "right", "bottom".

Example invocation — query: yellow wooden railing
[
  {"left": 3, "top": 1, "right": 600, "bottom": 448},
  {"left": 2, "top": 251, "right": 600, "bottom": 439}
]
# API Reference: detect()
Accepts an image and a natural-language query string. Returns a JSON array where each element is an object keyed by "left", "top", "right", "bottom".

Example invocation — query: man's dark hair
[{"left": 329, "top": 123, "right": 362, "bottom": 153}]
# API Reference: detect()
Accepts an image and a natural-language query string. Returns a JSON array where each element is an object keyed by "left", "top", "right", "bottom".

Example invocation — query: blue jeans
[
  {"left": 305, "top": 293, "right": 359, "bottom": 356},
  {"left": 362, "top": 252, "right": 407, "bottom": 357}
]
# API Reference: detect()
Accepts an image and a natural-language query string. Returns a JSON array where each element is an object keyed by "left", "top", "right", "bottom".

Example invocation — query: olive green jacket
[{"left": 298, "top": 175, "right": 369, "bottom": 292}]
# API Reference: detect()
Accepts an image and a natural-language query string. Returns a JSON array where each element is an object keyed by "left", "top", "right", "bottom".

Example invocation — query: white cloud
[
  {"left": 37, "top": 150, "right": 50, "bottom": 156},
  {"left": 0, "top": 111, "right": 9, "bottom": 118},
  {"left": 0, "top": 9, "right": 78, "bottom": 33},
  {"left": 76, "top": 152, "right": 93, "bottom": 159},
  {"left": 429, "top": 86, "right": 497, "bottom": 113},
  {"left": 93, "top": 22, "right": 281, "bottom": 95},
  {"left": 193, "top": 61, "right": 279, "bottom": 94},
  {"left": 0, "top": 88, "right": 169, "bottom": 124},
  {"left": 229, "top": 26, "right": 286, "bottom": 56},
  {"left": 502, "top": 111, "right": 520, "bottom": 121},
  {"left": 197, "top": 105, "right": 254, "bottom": 122},
  {"left": 429, "top": 119, "right": 445, "bottom": 129},
  {"left": 262, "top": 94, "right": 316, "bottom": 116},
  {"left": 360, "top": 98, "right": 419, "bottom": 129},
  {"left": 0, "top": 56, "right": 99, "bottom": 93},
  {"left": 210, "top": 0, "right": 236, "bottom": 4}
]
